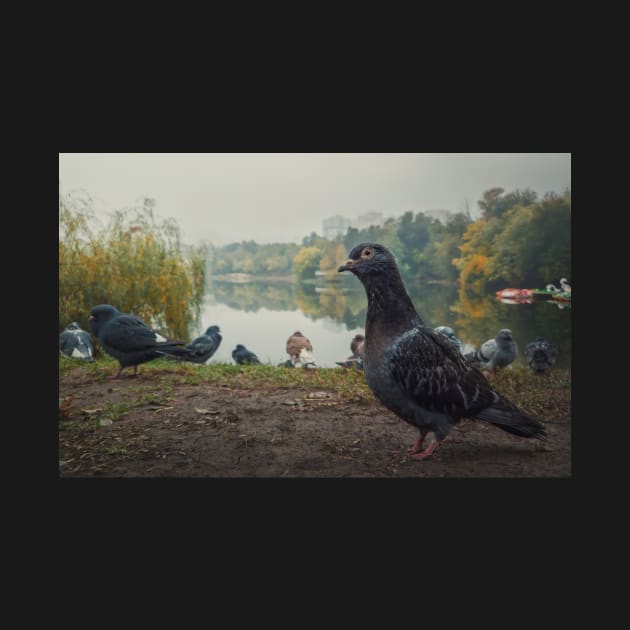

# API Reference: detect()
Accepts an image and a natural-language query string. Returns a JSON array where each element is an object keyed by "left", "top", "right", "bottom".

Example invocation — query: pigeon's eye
[{"left": 362, "top": 248, "right": 373, "bottom": 258}]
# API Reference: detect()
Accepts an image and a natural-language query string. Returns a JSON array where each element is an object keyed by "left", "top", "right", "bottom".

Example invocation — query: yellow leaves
[{"left": 59, "top": 203, "right": 207, "bottom": 340}]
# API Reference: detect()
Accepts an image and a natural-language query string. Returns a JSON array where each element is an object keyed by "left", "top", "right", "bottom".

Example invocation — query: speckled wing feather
[{"left": 388, "top": 327, "right": 497, "bottom": 418}]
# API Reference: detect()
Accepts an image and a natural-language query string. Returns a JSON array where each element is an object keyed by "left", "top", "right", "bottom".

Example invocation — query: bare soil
[{"left": 58, "top": 364, "right": 571, "bottom": 478}]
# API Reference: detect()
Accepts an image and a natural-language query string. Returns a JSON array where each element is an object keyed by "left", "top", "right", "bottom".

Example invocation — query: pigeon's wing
[
  {"left": 100, "top": 315, "right": 175, "bottom": 350},
  {"left": 286, "top": 336, "right": 300, "bottom": 356},
  {"left": 188, "top": 334, "right": 214, "bottom": 357},
  {"left": 59, "top": 331, "right": 77, "bottom": 355},
  {"left": 75, "top": 331, "right": 94, "bottom": 358},
  {"left": 388, "top": 327, "right": 497, "bottom": 418},
  {"left": 479, "top": 338, "right": 497, "bottom": 361}
]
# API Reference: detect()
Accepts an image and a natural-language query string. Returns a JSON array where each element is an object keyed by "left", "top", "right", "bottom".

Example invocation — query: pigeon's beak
[
  {"left": 88, "top": 315, "right": 94, "bottom": 321},
  {"left": 338, "top": 259, "right": 355, "bottom": 273}
]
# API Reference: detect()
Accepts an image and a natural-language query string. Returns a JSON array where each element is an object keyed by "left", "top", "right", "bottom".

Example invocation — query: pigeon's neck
[{"left": 363, "top": 271, "right": 423, "bottom": 341}]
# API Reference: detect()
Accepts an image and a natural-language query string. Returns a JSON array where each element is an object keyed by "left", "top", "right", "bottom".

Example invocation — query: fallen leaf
[{"left": 82, "top": 408, "right": 104, "bottom": 415}]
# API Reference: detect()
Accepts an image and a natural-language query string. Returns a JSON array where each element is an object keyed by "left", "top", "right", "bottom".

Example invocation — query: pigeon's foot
[
  {"left": 407, "top": 434, "right": 426, "bottom": 454},
  {"left": 409, "top": 438, "right": 439, "bottom": 461}
]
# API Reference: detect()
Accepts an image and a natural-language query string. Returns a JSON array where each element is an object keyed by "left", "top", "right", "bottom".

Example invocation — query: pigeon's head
[
  {"left": 205, "top": 325, "right": 221, "bottom": 336},
  {"left": 338, "top": 243, "right": 399, "bottom": 278},
  {"left": 496, "top": 329, "right": 514, "bottom": 344},
  {"left": 292, "top": 331, "right": 304, "bottom": 337},
  {"left": 352, "top": 334, "right": 365, "bottom": 342},
  {"left": 435, "top": 326, "right": 462, "bottom": 348},
  {"left": 88, "top": 304, "right": 120, "bottom": 336},
  {"left": 234, "top": 344, "right": 246, "bottom": 351},
  {"left": 66, "top": 322, "right": 82, "bottom": 331}
]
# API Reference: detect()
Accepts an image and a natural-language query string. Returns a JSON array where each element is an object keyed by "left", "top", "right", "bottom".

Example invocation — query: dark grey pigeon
[
  {"left": 434, "top": 326, "right": 463, "bottom": 353},
  {"left": 59, "top": 322, "right": 94, "bottom": 361},
  {"left": 185, "top": 325, "right": 222, "bottom": 364},
  {"left": 338, "top": 243, "right": 545, "bottom": 460},
  {"left": 88, "top": 304, "right": 195, "bottom": 378},
  {"left": 464, "top": 329, "right": 517, "bottom": 372},
  {"left": 525, "top": 337, "right": 558, "bottom": 373},
  {"left": 232, "top": 344, "right": 261, "bottom": 365}
]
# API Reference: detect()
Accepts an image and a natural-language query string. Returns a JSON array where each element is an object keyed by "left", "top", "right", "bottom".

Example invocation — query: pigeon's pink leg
[
  {"left": 407, "top": 432, "right": 426, "bottom": 454},
  {"left": 110, "top": 366, "right": 124, "bottom": 380},
  {"left": 409, "top": 440, "right": 440, "bottom": 460}
]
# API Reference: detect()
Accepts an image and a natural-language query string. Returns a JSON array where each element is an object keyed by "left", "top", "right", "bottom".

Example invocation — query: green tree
[{"left": 294, "top": 246, "right": 323, "bottom": 279}]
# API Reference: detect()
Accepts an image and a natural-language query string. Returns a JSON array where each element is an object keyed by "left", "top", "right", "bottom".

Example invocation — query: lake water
[{"left": 193, "top": 275, "right": 571, "bottom": 369}]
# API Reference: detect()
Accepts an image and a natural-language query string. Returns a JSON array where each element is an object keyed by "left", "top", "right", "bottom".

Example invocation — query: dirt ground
[{"left": 58, "top": 365, "right": 571, "bottom": 478}]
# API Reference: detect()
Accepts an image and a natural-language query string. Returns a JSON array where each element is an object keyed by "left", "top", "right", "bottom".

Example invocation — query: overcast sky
[{"left": 59, "top": 153, "right": 571, "bottom": 245}]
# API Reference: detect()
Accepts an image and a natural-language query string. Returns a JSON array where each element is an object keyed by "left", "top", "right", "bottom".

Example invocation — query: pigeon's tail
[
  {"left": 475, "top": 398, "right": 547, "bottom": 441},
  {"left": 155, "top": 344, "right": 197, "bottom": 361}
]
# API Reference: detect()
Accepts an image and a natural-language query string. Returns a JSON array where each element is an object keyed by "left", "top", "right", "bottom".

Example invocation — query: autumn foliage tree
[{"left": 59, "top": 193, "right": 206, "bottom": 340}]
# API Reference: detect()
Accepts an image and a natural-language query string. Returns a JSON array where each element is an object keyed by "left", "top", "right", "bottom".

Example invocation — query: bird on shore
[
  {"left": 434, "top": 326, "right": 463, "bottom": 353},
  {"left": 286, "top": 331, "right": 316, "bottom": 367},
  {"left": 338, "top": 243, "right": 545, "bottom": 460},
  {"left": 336, "top": 333, "right": 365, "bottom": 370},
  {"left": 59, "top": 322, "right": 94, "bottom": 361},
  {"left": 525, "top": 337, "right": 558, "bottom": 373},
  {"left": 185, "top": 325, "right": 222, "bottom": 364},
  {"left": 464, "top": 329, "right": 517, "bottom": 373},
  {"left": 88, "top": 304, "right": 194, "bottom": 378},
  {"left": 232, "top": 344, "right": 261, "bottom": 365},
  {"left": 560, "top": 278, "right": 572, "bottom": 295}
]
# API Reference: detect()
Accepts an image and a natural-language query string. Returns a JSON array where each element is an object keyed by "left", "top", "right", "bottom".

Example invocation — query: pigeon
[
  {"left": 464, "top": 329, "right": 517, "bottom": 372},
  {"left": 286, "top": 331, "right": 316, "bottom": 367},
  {"left": 351, "top": 334, "right": 365, "bottom": 359},
  {"left": 59, "top": 322, "right": 94, "bottom": 361},
  {"left": 336, "top": 333, "right": 365, "bottom": 370},
  {"left": 338, "top": 243, "right": 545, "bottom": 460},
  {"left": 184, "top": 325, "right": 222, "bottom": 364},
  {"left": 525, "top": 337, "right": 558, "bottom": 373},
  {"left": 434, "top": 326, "right": 463, "bottom": 352},
  {"left": 88, "top": 304, "right": 194, "bottom": 378},
  {"left": 232, "top": 344, "right": 261, "bottom": 365}
]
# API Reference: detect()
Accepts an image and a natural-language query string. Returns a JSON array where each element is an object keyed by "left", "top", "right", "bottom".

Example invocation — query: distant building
[
  {"left": 322, "top": 215, "right": 351, "bottom": 239},
  {"left": 322, "top": 211, "right": 385, "bottom": 239}
]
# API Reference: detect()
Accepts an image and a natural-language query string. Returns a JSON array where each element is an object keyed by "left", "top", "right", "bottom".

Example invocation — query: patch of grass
[
  {"left": 104, "top": 401, "right": 130, "bottom": 421},
  {"left": 59, "top": 357, "right": 570, "bottom": 412}
]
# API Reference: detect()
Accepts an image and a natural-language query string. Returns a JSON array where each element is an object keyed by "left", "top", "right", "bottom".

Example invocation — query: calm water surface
[{"left": 193, "top": 276, "right": 571, "bottom": 369}]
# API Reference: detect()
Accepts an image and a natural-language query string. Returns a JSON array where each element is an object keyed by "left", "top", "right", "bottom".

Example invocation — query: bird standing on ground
[
  {"left": 286, "top": 331, "right": 316, "bottom": 367},
  {"left": 464, "top": 329, "right": 517, "bottom": 372},
  {"left": 88, "top": 304, "right": 194, "bottom": 378},
  {"left": 185, "top": 325, "right": 222, "bottom": 364},
  {"left": 232, "top": 344, "right": 261, "bottom": 365},
  {"left": 338, "top": 243, "right": 545, "bottom": 460},
  {"left": 59, "top": 322, "right": 94, "bottom": 361},
  {"left": 525, "top": 337, "right": 558, "bottom": 373}
]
